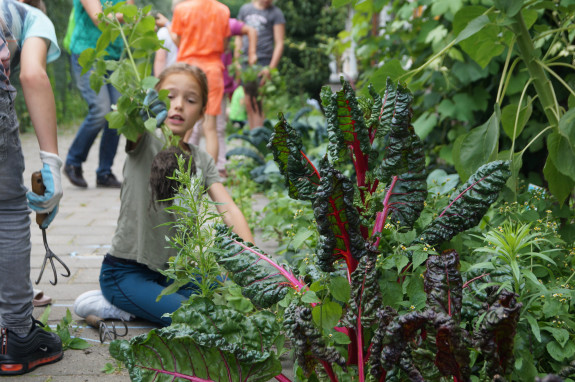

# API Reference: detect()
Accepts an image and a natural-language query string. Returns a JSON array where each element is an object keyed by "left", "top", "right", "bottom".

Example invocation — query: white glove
[{"left": 26, "top": 151, "right": 63, "bottom": 228}]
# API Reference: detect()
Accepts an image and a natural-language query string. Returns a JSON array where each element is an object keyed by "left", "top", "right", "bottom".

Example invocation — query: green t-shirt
[
  {"left": 69, "top": 0, "right": 124, "bottom": 58},
  {"left": 110, "top": 130, "right": 220, "bottom": 271},
  {"left": 229, "top": 86, "right": 247, "bottom": 122}
]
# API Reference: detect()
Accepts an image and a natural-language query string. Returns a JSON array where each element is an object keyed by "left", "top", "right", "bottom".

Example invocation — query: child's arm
[
  {"left": 21, "top": 36, "right": 62, "bottom": 228},
  {"left": 208, "top": 183, "right": 255, "bottom": 243},
  {"left": 80, "top": 0, "right": 135, "bottom": 26},
  {"left": 20, "top": 37, "right": 57, "bottom": 154},
  {"left": 240, "top": 24, "right": 258, "bottom": 65}
]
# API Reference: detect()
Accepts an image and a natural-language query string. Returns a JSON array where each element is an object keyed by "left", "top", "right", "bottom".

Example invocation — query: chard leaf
[
  {"left": 433, "top": 313, "right": 471, "bottom": 381},
  {"left": 110, "top": 298, "right": 282, "bottom": 382},
  {"left": 284, "top": 302, "right": 346, "bottom": 376},
  {"left": 473, "top": 289, "right": 522, "bottom": 377},
  {"left": 424, "top": 250, "right": 463, "bottom": 321},
  {"left": 215, "top": 225, "right": 304, "bottom": 308},
  {"left": 379, "top": 310, "right": 470, "bottom": 381},
  {"left": 415, "top": 160, "right": 511, "bottom": 247},
  {"left": 269, "top": 113, "right": 321, "bottom": 201},
  {"left": 370, "top": 80, "right": 427, "bottom": 233},
  {"left": 343, "top": 253, "right": 382, "bottom": 328},
  {"left": 323, "top": 79, "right": 372, "bottom": 177},
  {"left": 368, "top": 307, "right": 398, "bottom": 379},
  {"left": 313, "top": 161, "right": 367, "bottom": 272}
]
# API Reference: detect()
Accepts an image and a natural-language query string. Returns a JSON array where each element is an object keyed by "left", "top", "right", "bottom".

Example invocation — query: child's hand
[
  {"left": 140, "top": 89, "right": 167, "bottom": 127},
  {"left": 26, "top": 151, "right": 63, "bottom": 229}
]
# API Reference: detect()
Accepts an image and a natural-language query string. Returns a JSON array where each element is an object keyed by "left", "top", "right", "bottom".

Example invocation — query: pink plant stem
[
  {"left": 274, "top": 374, "right": 292, "bottom": 382},
  {"left": 357, "top": 311, "right": 365, "bottom": 382},
  {"left": 321, "top": 360, "right": 339, "bottom": 382},
  {"left": 462, "top": 273, "right": 489, "bottom": 289},
  {"left": 372, "top": 176, "right": 398, "bottom": 248}
]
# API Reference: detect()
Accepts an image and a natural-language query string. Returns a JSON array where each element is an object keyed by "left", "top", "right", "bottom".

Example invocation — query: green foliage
[
  {"left": 38, "top": 307, "right": 91, "bottom": 351},
  {"left": 78, "top": 2, "right": 174, "bottom": 144},
  {"left": 110, "top": 297, "right": 283, "bottom": 382},
  {"left": 275, "top": 0, "right": 347, "bottom": 101},
  {"left": 339, "top": 0, "right": 575, "bottom": 204},
  {"left": 214, "top": 78, "right": 518, "bottom": 381},
  {"left": 158, "top": 155, "right": 225, "bottom": 299}
]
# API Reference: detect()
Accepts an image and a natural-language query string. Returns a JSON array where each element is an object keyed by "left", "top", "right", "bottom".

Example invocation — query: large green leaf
[
  {"left": 547, "top": 131, "right": 575, "bottom": 180},
  {"left": 453, "top": 110, "right": 500, "bottom": 181},
  {"left": 214, "top": 225, "right": 302, "bottom": 308},
  {"left": 453, "top": 8, "right": 503, "bottom": 68},
  {"left": 416, "top": 160, "right": 511, "bottom": 247},
  {"left": 543, "top": 158, "right": 575, "bottom": 206},
  {"left": 269, "top": 114, "right": 321, "bottom": 201},
  {"left": 110, "top": 298, "right": 282, "bottom": 382}
]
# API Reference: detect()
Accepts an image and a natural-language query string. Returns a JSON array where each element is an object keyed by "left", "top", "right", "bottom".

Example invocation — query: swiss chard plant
[{"left": 110, "top": 78, "right": 519, "bottom": 381}]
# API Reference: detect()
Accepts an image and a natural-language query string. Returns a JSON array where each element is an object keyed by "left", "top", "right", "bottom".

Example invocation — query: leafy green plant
[
  {"left": 102, "top": 360, "right": 126, "bottom": 375},
  {"left": 156, "top": 155, "right": 225, "bottom": 300},
  {"left": 334, "top": 0, "right": 575, "bottom": 205},
  {"left": 38, "top": 307, "right": 91, "bottom": 351},
  {"left": 78, "top": 1, "right": 176, "bottom": 146},
  {"left": 109, "top": 77, "right": 524, "bottom": 381},
  {"left": 108, "top": 157, "right": 285, "bottom": 382},
  {"left": 213, "top": 78, "right": 520, "bottom": 381}
]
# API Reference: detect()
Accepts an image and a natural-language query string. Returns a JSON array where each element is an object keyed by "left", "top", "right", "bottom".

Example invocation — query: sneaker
[
  {"left": 0, "top": 320, "right": 63, "bottom": 375},
  {"left": 96, "top": 173, "right": 122, "bottom": 188},
  {"left": 74, "top": 290, "right": 133, "bottom": 321},
  {"left": 64, "top": 164, "right": 87, "bottom": 188}
]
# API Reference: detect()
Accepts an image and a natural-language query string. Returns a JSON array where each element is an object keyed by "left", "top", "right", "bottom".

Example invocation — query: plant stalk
[{"left": 509, "top": 12, "right": 559, "bottom": 131}]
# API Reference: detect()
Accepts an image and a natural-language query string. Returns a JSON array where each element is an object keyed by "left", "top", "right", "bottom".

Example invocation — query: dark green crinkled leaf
[
  {"left": 269, "top": 113, "right": 321, "bottom": 200},
  {"left": 415, "top": 160, "right": 511, "bottom": 247},
  {"left": 323, "top": 79, "right": 372, "bottom": 168},
  {"left": 110, "top": 297, "right": 282, "bottom": 382},
  {"left": 313, "top": 160, "right": 367, "bottom": 272},
  {"left": 424, "top": 250, "right": 463, "bottom": 321},
  {"left": 283, "top": 302, "right": 346, "bottom": 376},
  {"left": 215, "top": 225, "right": 298, "bottom": 308},
  {"left": 368, "top": 307, "right": 398, "bottom": 379},
  {"left": 373, "top": 81, "right": 417, "bottom": 183},
  {"left": 343, "top": 252, "right": 382, "bottom": 328},
  {"left": 473, "top": 289, "right": 522, "bottom": 377},
  {"left": 369, "top": 79, "right": 427, "bottom": 232},
  {"left": 378, "top": 310, "right": 470, "bottom": 381}
]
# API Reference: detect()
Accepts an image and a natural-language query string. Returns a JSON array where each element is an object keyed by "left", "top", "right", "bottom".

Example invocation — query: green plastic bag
[{"left": 62, "top": 7, "right": 74, "bottom": 54}]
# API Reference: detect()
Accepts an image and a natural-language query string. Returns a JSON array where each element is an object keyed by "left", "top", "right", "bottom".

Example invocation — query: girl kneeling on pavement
[{"left": 74, "top": 63, "right": 254, "bottom": 327}]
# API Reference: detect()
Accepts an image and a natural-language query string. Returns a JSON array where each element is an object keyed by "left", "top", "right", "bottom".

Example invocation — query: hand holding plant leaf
[{"left": 78, "top": 2, "right": 175, "bottom": 145}]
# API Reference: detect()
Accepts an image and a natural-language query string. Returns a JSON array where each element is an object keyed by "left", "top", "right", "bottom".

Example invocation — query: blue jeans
[
  {"left": 99, "top": 255, "right": 201, "bottom": 327},
  {"left": 0, "top": 88, "right": 33, "bottom": 335},
  {"left": 67, "top": 54, "right": 120, "bottom": 178}
]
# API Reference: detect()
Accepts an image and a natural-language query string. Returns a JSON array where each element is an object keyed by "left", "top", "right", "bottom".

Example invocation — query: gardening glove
[
  {"left": 26, "top": 150, "right": 63, "bottom": 229},
  {"left": 140, "top": 89, "right": 167, "bottom": 127}
]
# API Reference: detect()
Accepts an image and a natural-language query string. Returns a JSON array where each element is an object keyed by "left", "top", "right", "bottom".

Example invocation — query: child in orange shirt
[{"left": 170, "top": 0, "right": 230, "bottom": 162}]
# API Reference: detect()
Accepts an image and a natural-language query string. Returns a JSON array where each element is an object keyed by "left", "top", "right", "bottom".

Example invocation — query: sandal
[{"left": 32, "top": 289, "right": 52, "bottom": 307}]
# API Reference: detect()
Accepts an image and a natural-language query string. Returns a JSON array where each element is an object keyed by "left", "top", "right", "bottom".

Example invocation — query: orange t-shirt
[{"left": 172, "top": 0, "right": 231, "bottom": 64}]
